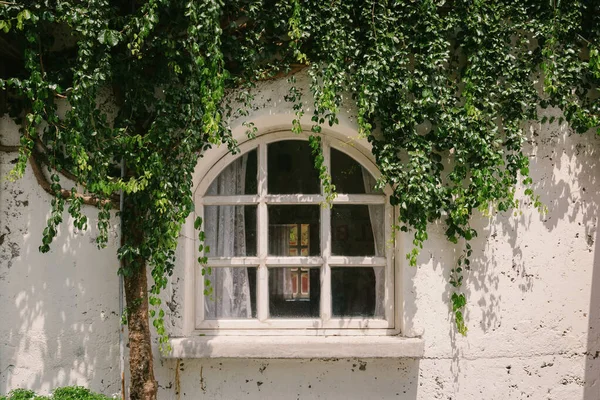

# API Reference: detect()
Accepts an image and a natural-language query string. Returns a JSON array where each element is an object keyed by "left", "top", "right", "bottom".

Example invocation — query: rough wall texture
[
  {"left": 0, "top": 116, "right": 121, "bottom": 396},
  {"left": 1, "top": 73, "right": 599, "bottom": 399}
]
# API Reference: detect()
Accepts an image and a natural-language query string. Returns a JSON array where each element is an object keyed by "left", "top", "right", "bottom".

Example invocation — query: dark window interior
[
  {"left": 332, "top": 267, "right": 377, "bottom": 317},
  {"left": 268, "top": 205, "right": 320, "bottom": 256},
  {"left": 268, "top": 140, "right": 320, "bottom": 194},
  {"left": 331, "top": 205, "right": 375, "bottom": 256},
  {"left": 269, "top": 267, "right": 321, "bottom": 318},
  {"left": 206, "top": 141, "right": 384, "bottom": 321}
]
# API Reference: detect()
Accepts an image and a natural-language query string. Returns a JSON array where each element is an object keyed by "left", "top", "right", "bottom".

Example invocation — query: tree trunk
[{"left": 124, "top": 257, "right": 158, "bottom": 400}]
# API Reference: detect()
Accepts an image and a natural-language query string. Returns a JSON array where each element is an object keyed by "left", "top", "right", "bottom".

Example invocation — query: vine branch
[
  {"left": 1, "top": 140, "right": 118, "bottom": 208},
  {"left": 29, "top": 150, "right": 118, "bottom": 209}
]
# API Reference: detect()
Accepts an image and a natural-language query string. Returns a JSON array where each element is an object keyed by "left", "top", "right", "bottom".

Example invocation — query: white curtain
[
  {"left": 204, "top": 155, "right": 252, "bottom": 319},
  {"left": 362, "top": 168, "right": 385, "bottom": 318},
  {"left": 269, "top": 225, "right": 294, "bottom": 299}
]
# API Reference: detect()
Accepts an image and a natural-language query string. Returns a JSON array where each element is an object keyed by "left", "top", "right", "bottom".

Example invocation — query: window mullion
[
  {"left": 196, "top": 135, "right": 395, "bottom": 331},
  {"left": 257, "top": 142, "right": 269, "bottom": 322},
  {"left": 384, "top": 202, "right": 394, "bottom": 326},
  {"left": 196, "top": 203, "right": 205, "bottom": 328},
  {"left": 320, "top": 141, "right": 332, "bottom": 322}
]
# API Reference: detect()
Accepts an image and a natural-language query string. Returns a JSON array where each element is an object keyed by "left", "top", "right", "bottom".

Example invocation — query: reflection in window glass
[
  {"left": 199, "top": 138, "right": 391, "bottom": 326},
  {"left": 269, "top": 267, "right": 320, "bottom": 318},
  {"left": 204, "top": 205, "right": 256, "bottom": 257},
  {"left": 331, "top": 205, "right": 384, "bottom": 256},
  {"left": 331, "top": 267, "right": 384, "bottom": 318},
  {"left": 331, "top": 148, "right": 381, "bottom": 194},
  {"left": 268, "top": 205, "right": 320, "bottom": 256},
  {"left": 331, "top": 148, "right": 382, "bottom": 194},
  {"left": 207, "top": 149, "right": 257, "bottom": 195},
  {"left": 204, "top": 267, "right": 257, "bottom": 319},
  {"left": 268, "top": 140, "right": 320, "bottom": 194}
]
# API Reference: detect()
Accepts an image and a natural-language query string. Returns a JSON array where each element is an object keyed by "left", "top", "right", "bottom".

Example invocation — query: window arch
[{"left": 192, "top": 132, "right": 396, "bottom": 333}]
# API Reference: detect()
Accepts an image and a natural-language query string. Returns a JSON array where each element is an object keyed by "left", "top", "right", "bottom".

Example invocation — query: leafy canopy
[{"left": 1, "top": 0, "right": 599, "bottom": 335}]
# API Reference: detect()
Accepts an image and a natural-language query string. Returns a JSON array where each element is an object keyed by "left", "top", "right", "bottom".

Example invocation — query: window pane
[
  {"left": 268, "top": 140, "right": 320, "bottom": 194},
  {"left": 269, "top": 267, "right": 320, "bottom": 318},
  {"left": 332, "top": 267, "right": 384, "bottom": 319},
  {"left": 331, "top": 205, "right": 384, "bottom": 256},
  {"left": 207, "top": 149, "right": 257, "bottom": 195},
  {"left": 204, "top": 267, "right": 257, "bottom": 319},
  {"left": 331, "top": 148, "right": 382, "bottom": 194},
  {"left": 204, "top": 205, "right": 256, "bottom": 257},
  {"left": 268, "top": 205, "right": 320, "bottom": 256}
]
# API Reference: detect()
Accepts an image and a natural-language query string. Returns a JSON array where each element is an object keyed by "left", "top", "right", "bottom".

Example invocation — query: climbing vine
[{"left": 1, "top": 1, "right": 600, "bottom": 398}]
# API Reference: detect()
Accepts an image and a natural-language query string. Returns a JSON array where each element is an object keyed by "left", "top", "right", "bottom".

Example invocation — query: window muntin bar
[{"left": 196, "top": 137, "right": 394, "bottom": 330}]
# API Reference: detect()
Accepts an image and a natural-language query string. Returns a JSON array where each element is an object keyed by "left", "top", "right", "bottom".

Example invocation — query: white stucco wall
[
  {"left": 1, "top": 72, "right": 599, "bottom": 399},
  {"left": 0, "top": 115, "right": 122, "bottom": 395}
]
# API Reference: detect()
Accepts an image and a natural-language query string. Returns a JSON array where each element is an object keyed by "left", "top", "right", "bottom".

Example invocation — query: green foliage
[
  {"left": 0, "top": 389, "right": 37, "bottom": 400},
  {"left": 1, "top": 1, "right": 599, "bottom": 337},
  {"left": 1, "top": 387, "right": 110, "bottom": 400},
  {"left": 48, "top": 387, "right": 111, "bottom": 400},
  {"left": 452, "top": 293, "right": 468, "bottom": 336},
  {"left": 308, "top": 135, "right": 336, "bottom": 207},
  {"left": 195, "top": 216, "right": 213, "bottom": 298}
]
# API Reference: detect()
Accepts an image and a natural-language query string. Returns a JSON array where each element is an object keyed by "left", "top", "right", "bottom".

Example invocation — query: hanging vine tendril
[{"left": 1, "top": 1, "right": 599, "bottom": 346}]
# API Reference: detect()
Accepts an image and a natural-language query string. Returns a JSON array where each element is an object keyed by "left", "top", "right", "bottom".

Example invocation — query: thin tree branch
[
  {"left": 259, "top": 63, "right": 307, "bottom": 82},
  {"left": 38, "top": 39, "right": 45, "bottom": 77},
  {"left": 34, "top": 138, "right": 80, "bottom": 182},
  {"left": 29, "top": 151, "right": 119, "bottom": 209},
  {"left": 2, "top": 139, "right": 120, "bottom": 208}
]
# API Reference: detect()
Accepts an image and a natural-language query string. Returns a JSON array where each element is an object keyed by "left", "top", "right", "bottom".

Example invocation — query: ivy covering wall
[{"left": 0, "top": 1, "right": 599, "bottom": 397}]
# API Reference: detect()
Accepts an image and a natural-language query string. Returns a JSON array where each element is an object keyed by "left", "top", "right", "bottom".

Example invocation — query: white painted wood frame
[{"left": 193, "top": 132, "right": 397, "bottom": 334}]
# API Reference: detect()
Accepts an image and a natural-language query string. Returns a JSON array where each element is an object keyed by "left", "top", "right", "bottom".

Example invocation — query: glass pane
[
  {"left": 269, "top": 267, "right": 320, "bottom": 318},
  {"left": 268, "top": 205, "right": 320, "bottom": 256},
  {"left": 268, "top": 140, "right": 320, "bottom": 194},
  {"left": 331, "top": 205, "right": 384, "bottom": 256},
  {"left": 204, "top": 205, "right": 257, "bottom": 257},
  {"left": 207, "top": 149, "right": 257, "bottom": 195},
  {"left": 332, "top": 267, "right": 384, "bottom": 319},
  {"left": 204, "top": 267, "right": 257, "bottom": 319},
  {"left": 331, "top": 148, "right": 382, "bottom": 194}
]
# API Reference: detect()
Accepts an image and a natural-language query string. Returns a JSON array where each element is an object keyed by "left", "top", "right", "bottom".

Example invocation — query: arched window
[{"left": 193, "top": 133, "right": 395, "bottom": 332}]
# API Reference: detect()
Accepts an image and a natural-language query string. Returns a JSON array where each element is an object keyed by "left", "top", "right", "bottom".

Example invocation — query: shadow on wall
[
  {"left": 155, "top": 356, "right": 421, "bottom": 400},
  {"left": 469, "top": 115, "right": 600, "bottom": 332},
  {"left": 0, "top": 152, "right": 121, "bottom": 395},
  {"left": 585, "top": 233, "right": 600, "bottom": 399},
  {"left": 399, "top": 110, "right": 600, "bottom": 394}
]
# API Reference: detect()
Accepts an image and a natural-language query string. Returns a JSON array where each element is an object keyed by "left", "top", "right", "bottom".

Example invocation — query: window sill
[{"left": 164, "top": 335, "right": 424, "bottom": 359}]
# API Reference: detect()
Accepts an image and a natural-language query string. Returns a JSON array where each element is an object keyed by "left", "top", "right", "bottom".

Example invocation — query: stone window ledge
[{"left": 164, "top": 336, "right": 424, "bottom": 359}]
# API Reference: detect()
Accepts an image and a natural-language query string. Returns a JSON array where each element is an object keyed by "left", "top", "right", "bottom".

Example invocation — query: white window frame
[{"left": 189, "top": 131, "right": 400, "bottom": 336}]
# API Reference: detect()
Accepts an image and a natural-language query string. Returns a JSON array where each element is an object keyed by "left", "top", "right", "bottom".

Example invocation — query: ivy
[
  {"left": 1, "top": 1, "right": 599, "bottom": 351},
  {"left": 195, "top": 216, "right": 213, "bottom": 299},
  {"left": 1, "top": 386, "right": 111, "bottom": 400},
  {"left": 308, "top": 135, "right": 337, "bottom": 207}
]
